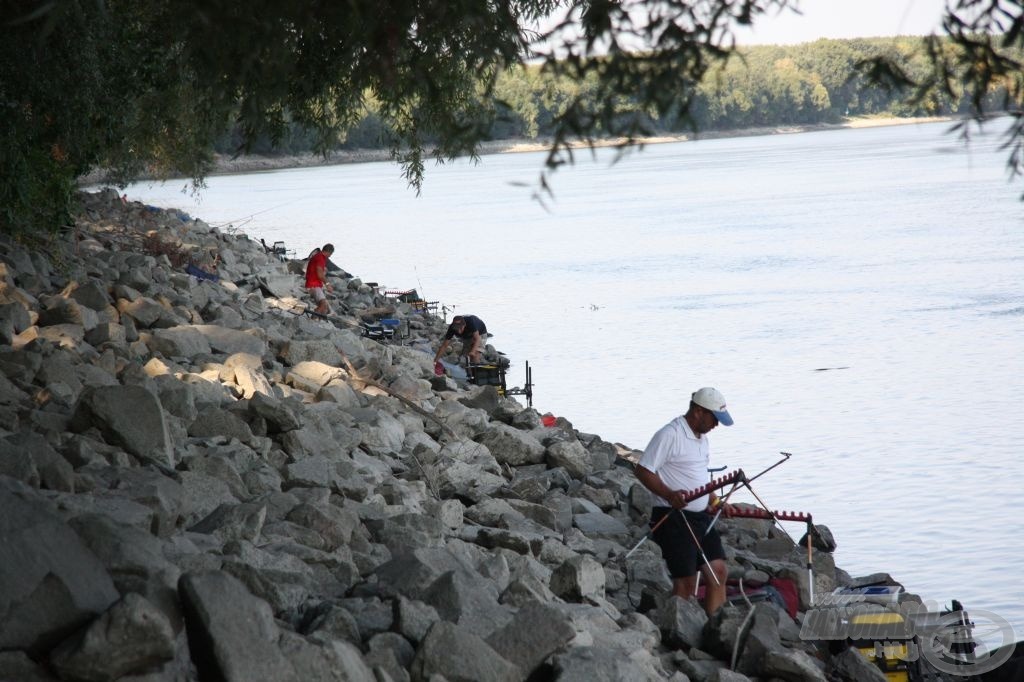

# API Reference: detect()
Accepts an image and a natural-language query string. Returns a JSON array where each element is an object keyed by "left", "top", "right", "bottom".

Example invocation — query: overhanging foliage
[{"left": 2, "top": 0, "right": 1023, "bottom": 235}]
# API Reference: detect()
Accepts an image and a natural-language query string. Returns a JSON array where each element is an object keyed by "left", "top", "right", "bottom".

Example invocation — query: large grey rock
[
  {"left": 655, "top": 595, "right": 707, "bottom": 649},
  {"left": 181, "top": 372, "right": 232, "bottom": 409},
  {"left": 148, "top": 325, "right": 212, "bottom": 358},
  {"left": 421, "top": 569, "right": 511, "bottom": 639},
  {"left": 233, "top": 364, "right": 274, "bottom": 399},
  {"left": 85, "top": 320, "right": 127, "bottom": 347},
  {"left": 178, "top": 571, "right": 297, "bottom": 682},
  {"left": 422, "top": 441, "right": 506, "bottom": 501},
  {"left": 432, "top": 400, "right": 489, "bottom": 438},
  {"left": 328, "top": 329, "right": 371, "bottom": 367},
  {"left": 550, "top": 555, "right": 606, "bottom": 601},
  {"left": 354, "top": 409, "right": 406, "bottom": 455},
  {"left": 476, "top": 422, "right": 545, "bottom": 466},
  {"left": 716, "top": 604, "right": 784, "bottom": 676},
  {"left": 572, "top": 510, "right": 630, "bottom": 539},
  {"left": 189, "top": 502, "right": 267, "bottom": 543},
  {"left": 801, "top": 523, "right": 837, "bottom": 552},
  {"left": 394, "top": 597, "right": 441, "bottom": 646},
  {"left": 0, "top": 431, "right": 74, "bottom": 492},
  {"left": 829, "top": 646, "right": 888, "bottom": 682},
  {"left": 155, "top": 374, "right": 198, "bottom": 422},
  {"left": 317, "top": 380, "right": 360, "bottom": 409},
  {"left": 91, "top": 467, "right": 185, "bottom": 537},
  {"left": 116, "top": 297, "right": 165, "bottom": 328},
  {"left": 0, "top": 436, "right": 40, "bottom": 486},
  {"left": 36, "top": 323, "right": 85, "bottom": 349},
  {"left": 584, "top": 438, "right": 617, "bottom": 472},
  {"left": 249, "top": 392, "right": 303, "bottom": 432},
  {"left": 68, "top": 513, "right": 182, "bottom": 628},
  {"left": 303, "top": 603, "right": 362, "bottom": 644},
  {"left": 69, "top": 280, "right": 112, "bottom": 311},
  {"left": 188, "top": 408, "right": 255, "bottom": 444},
  {"left": 388, "top": 375, "right": 433, "bottom": 403},
  {"left": 781, "top": 550, "right": 836, "bottom": 611},
  {"left": 374, "top": 547, "right": 480, "bottom": 601},
  {"left": 279, "top": 631, "right": 376, "bottom": 682},
  {"left": 287, "top": 360, "right": 346, "bottom": 389},
  {"left": 193, "top": 324, "right": 267, "bottom": 356},
  {"left": 49, "top": 593, "right": 176, "bottom": 681},
  {"left": 0, "top": 488, "right": 119, "bottom": 653},
  {"left": 364, "top": 631, "right": 415, "bottom": 682},
  {"left": 70, "top": 385, "right": 175, "bottom": 467},
  {"left": 761, "top": 648, "right": 828, "bottom": 681},
  {"left": 278, "top": 339, "right": 341, "bottom": 367},
  {"left": 0, "top": 301, "right": 32, "bottom": 338},
  {"left": 335, "top": 596, "right": 395, "bottom": 641},
  {"left": 550, "top": 645, "right": 661, "bottom": 681},
  {"left": 485, "top": 602, "right": 576, "bottom": 675},
  {"left": 220, "top": 550, "right": 317, "bottom": 615},
  {"left": 285, "top": 503, "right": 360, "bottom": 551},
  {"left": 546, "top": 439, "right": 592, "bottom": 479},
  {"left": 410, "top": 621, "right": 521, "bottom": 682},
  {"left": 366, "top": 514, "right": 446, "bottom": 555},
  {"left": 284, "top": 454, "right": 356, "bottom": 490},
  {"left": 38, "top": 298, "right": 98, "bottom": 331}
]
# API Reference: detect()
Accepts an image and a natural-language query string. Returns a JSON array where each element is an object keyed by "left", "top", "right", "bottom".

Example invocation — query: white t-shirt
[{"left": 637, "top": 416, "right": 710, "bottom": 511}]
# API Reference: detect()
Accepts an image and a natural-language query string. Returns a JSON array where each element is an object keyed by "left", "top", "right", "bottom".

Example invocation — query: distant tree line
[{"left": 221, "top": 36, "right": 1009, "bottom": 156}]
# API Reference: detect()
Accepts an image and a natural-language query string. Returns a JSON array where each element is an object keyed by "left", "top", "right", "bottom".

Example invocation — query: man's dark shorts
[{"left": 650, "top": 507, "right": 726, "bottom": 578}]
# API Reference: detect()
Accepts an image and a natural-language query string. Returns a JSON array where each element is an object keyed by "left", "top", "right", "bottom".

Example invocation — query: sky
[{"left": 737, "top": 0, "right": 949, "bottom": 45}]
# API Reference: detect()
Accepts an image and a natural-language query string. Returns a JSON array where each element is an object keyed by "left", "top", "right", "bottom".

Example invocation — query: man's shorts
[
  {"left": 650, "top": 507, "right": 726, "bottom": 579},
  {"left": 308, "top": 286, "right": 326, "bottom": 303}
]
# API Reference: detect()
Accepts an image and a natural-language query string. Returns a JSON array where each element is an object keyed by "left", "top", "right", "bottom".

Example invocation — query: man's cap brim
[{"left": 712, "top": 409, "right": 733, "bottom": 427}]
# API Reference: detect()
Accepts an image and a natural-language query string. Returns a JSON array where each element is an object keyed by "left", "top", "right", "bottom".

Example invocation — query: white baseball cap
[{"left": 692, "top": 387, "right": 733, "bottom": 426}]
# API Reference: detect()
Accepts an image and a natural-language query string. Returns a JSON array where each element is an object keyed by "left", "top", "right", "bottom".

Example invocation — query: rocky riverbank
[{"left": 1, "top": 189, "right": 905, "bottom": 681}]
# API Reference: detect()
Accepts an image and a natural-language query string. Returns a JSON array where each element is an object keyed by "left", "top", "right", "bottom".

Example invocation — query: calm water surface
[{"left": 127, "top": 121, "right": 1024, "bottom": 645}]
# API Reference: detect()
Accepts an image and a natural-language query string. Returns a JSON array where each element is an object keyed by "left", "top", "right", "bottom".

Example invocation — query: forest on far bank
[{"left": 225, "top": 36, "right": 1006, "bottom": 156}]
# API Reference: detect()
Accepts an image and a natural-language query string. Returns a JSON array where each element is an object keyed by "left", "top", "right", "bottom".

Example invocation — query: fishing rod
[
  {"left": 680, "top": 511, "right": 722, "bottom": 587},
  {"left": 705, "top": 451, "right": 792, "bottom": 535},
  {"left": 208, "top": 197, "right": 306, "bottom": 230},
  {"left": 623, "top": 469, "right": 745, "bottom": 561}
]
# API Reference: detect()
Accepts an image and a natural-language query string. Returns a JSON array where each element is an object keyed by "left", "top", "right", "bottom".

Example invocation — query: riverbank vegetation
[{"left": 2, "top": 1, "right": 1023, "bottom": 237}]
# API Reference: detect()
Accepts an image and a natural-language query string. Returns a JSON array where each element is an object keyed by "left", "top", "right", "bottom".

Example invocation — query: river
[{"left": 125, "top": 119, "right": 1024, "bottom": 648}]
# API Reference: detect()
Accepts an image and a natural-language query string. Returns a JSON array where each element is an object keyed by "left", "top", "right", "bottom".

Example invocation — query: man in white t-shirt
[{"left": 635, "top": 387, "right": 734, "bottom": 616}]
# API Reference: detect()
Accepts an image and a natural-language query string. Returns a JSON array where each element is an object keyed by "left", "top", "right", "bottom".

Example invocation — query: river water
[{"left": 125, "top": 120, "right": 1024, "bottom": 647}]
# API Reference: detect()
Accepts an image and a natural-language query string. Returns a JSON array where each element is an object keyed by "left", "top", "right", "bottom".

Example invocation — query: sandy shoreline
[{"left": 206, "top": 115, "right": 959, "bottom": 177}]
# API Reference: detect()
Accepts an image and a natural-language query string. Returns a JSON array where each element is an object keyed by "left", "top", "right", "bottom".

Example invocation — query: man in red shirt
[{"left": 304, "top": 244, "right": 334, "bottom": 315}]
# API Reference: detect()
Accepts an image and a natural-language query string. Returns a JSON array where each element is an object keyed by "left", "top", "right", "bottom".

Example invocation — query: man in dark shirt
[{"left": 433, "top": 314, "right": 487, "bottom": 364}]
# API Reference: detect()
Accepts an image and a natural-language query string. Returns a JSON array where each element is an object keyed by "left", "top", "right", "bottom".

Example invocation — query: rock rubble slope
[{"left": 0, "top": 189, "right": 900, "bottom": 682}]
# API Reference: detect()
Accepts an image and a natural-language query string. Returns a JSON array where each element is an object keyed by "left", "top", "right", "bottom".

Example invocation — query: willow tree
[{"left": 3, "top": 0, "right": 1023, "bottom": 236}]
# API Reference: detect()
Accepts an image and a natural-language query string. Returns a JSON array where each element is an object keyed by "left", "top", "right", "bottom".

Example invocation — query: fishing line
[{"left": 208, "top": 197, "right": 307, "bottom": 230}]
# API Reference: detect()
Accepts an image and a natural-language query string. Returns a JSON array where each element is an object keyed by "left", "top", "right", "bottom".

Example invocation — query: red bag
[{"left": 768, "top": 578, "right": 799, "bottom": 619}]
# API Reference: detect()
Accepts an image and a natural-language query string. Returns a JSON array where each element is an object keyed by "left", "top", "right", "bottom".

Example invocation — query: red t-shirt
[{"left": 305, "top": 251, "right": 328, "bottom": 288}]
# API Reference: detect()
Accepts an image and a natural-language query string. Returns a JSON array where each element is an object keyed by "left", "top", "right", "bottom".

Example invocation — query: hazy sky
[{"left": 738, "top": 0, "right": 949, "bottom": 45}]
